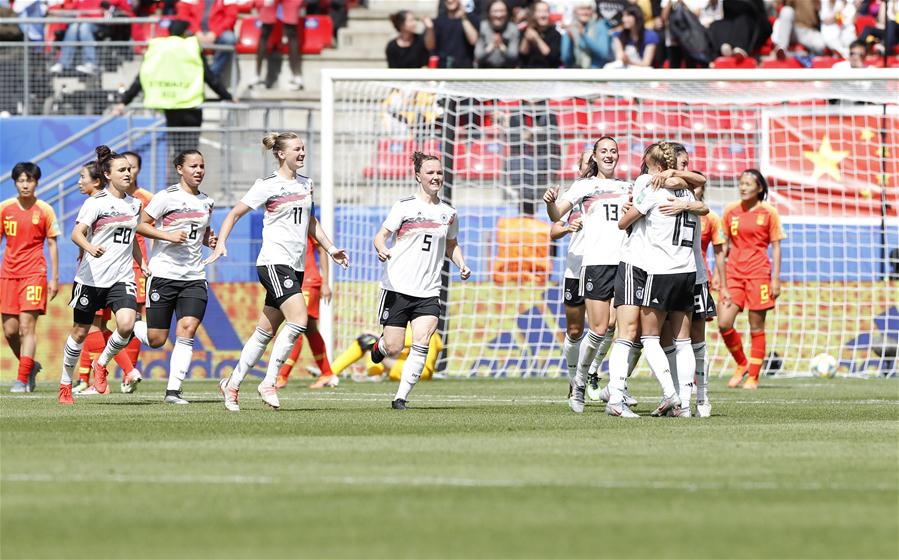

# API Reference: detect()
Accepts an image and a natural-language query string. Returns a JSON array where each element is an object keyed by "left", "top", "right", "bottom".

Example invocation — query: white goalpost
[{"left": 319, "top": 68, "right": 899, "bottom": 379}]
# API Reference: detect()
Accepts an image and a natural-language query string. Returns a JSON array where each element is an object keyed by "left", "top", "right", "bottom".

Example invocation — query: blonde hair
[
  {"left": 643, "top": 141, "right": 677, "bottom": 172},
  {"left": 262, "top": 132, "right": 301, "bottom": 161}
]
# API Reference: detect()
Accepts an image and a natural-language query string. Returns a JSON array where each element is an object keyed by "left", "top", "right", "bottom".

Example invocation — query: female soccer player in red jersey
[
  {"left": 1, "top": 162, "right": 59, "bottom": 393},
  {"left": 275, "top": 233, "right": 337, "bottom": 390},
  {"left": 719, "top": 169, "right": 786, "bottom": 390}
]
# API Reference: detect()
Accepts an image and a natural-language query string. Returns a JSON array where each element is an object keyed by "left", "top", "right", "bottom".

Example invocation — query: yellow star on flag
[
  {"left": 803, "top": 136, "right": 849, "bottom": 181},
  {"left": 860, "top": 127, "right": 875, "bottom": 142}
]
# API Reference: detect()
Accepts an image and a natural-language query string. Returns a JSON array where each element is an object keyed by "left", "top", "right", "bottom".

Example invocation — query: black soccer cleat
[
  {"left": 371, "top": 340, "right": 385, "bottom": 364},
  {"left": 357, "top": 333, "right": 378, "bottom": 353},
  {"left": 391, "top": 399, "right": 407, "bottom": 410}
]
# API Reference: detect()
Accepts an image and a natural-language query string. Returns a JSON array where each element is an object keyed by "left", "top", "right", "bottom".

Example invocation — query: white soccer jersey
[
  {"left": 619, "top": 174, "right": 652, "bottom": 269},
  {"left": 560, "top": 177, "right": 631, "bottom": 266},
  {"left": 240, "top": 172, "right": 313, "bottom": 270},
  {"left": 692, "top": 215, "right": 708, "bottom": 285},
  {"left": 144, "top": 185, "right": 214, "bottom": 281},
  {"left": 633, "top": 181, "right": 698, "bottom": 275},
  {"left": 380, "top": 196, "right": 458, "bottom": 298},
  {"left": 74, "top": 189, "right": 142, "bottom": 288},
  {"left": 563, "top": 206, "right": 586, "bottom": 279}
]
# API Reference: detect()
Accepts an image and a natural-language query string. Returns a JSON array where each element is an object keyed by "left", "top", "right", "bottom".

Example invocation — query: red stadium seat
[
  {"left": 759, "top": 56, "right": 804, "bottom": 68},
  {"left": 587, "top": 106, "right": 633, "bottom": 135},
  {"left": 453, "top": 141, "right": 506, "bottom": 180},
  {"left": 236, "top": 17, "right": 283, "bottom": 54},
  {"left": 363, "top": 139, "right": 441, "bottom": 179},
  {"left": 549, "top": 99, "right": 589, "bottom": 136},
  {"left": 619, "top": 137, "right": 654, "bottom": 176},
  {"left": 864, "top": 55, "right": 886, "bottom": 67},
  {"left": 680, "top": 141, "right": 709, "bottom": 173},
  {"left": 811, "top": 56, "right": 841, "bottom": 68},
  {"left": 302, "top": 15, "right": 333, "bottom": 54},
  {"left": 689, "top": 110, "right": 733, "bottom": 136},
  {"left": 712, "top": 56, "right": 758, "bottom": 69},
  {"left": 854, "top": 14, "right": 877, "bottom": 36},
  {"left": 708, "top": 141, "right": 757, "bottom": 179},
  {"left": 635, "top": 110, "right": 691, "bottom": 134},
  {"left": 560, "top": 139, "right": 596, "bottom": 180},
  {"left": 890, "top": 56, "right": 899, "bottom": 68}
]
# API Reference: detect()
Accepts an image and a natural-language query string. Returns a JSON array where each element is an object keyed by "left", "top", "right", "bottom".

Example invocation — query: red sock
[
  {"left": 720, "top": 328, "right": 748, "bottom": 367},
  {"left": 307, "top": 330, "right": 332, "bottom": 377},
  {"left": 748, "top": 331, "right": 766, "bottom": 380},
  {"left": 80, "top": 331, "right": 107, "bottom": 382},
  {"left": 122, "top": 337, "right": 141, "bottom": 370},
  {"left": 17, "top": 356, "right": 34, "bottom": 384},
  {"left": 279, "top": 336, "right": 304, "bottom": 378},
  {"left": 100, "top": 330, "right": 135, "bottom": 375}
]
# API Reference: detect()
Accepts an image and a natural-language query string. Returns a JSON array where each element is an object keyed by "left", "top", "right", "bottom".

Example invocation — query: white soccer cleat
[
  {"left": 650, "top": 394, "right": 682, "bottom": 417},
  {"left": 667, "top": 406, "right": 691, "bottom": 418},
  {"left": 598, "top": 385, "right": 611, "bottom": 403},
  {"left": 164, "top": 390, "right": 189, "bottom": 405},
  {"left": 220, "top": 378, "right": 240, "bottom": 412},
  {"left": 568, "top": 378, "right": 586, "bottom": 414},
  {"left": 586, "top": 373, "right": 602, "bottom": 401},
  {"left": 696, "top": 400, "right": 712, "bottom": 418},
  {"left": 605, "top": 402, "right": 640, "bottom": 418},
  {"left": 623, "top": 390, "right": 638, "bottom": 408},
  {"left": 120, "top": 369, "right": 143, "bottom": 394},
  {"left": 257, "top": 382, "right": 280, "bottom": 410}
]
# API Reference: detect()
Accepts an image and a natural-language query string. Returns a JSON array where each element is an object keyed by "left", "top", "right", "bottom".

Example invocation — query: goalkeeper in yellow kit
[{"left": 333, "top": 330, "right": 443, "bottom": 382}]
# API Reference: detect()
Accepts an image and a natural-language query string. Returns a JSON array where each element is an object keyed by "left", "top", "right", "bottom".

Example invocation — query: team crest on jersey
[
  {"left": 756, "top": 214, "right": 766, "bottom": 226},
  {"left": 150, "top": 292, "right": 160, "bottom": 302},
  {"left": 440, "top": 214, "right": 448, "bottom": 224},
  {"left": 31, "top": 211, "right": 40, "bottom": 225},
  {"left": 635, "top": 288, "right": 644, "bottom": 300},
  {"left": 283, "top": 278, "right": 294, "bottom": 289},
  {"left": 564, "top": 290, "right": 572, "bottom": 300},
  {"left": 585, "top": 281, "right": 594, "bottom": 292},
  {"left": 382, "top": 310, "right": 389, "bottom": 320},
  {"left": 79, "top": 296, "right": 89, "bottom": 306}
]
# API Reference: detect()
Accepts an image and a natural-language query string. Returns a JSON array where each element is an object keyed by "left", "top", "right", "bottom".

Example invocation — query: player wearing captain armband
[
  {"left": 611, "top": 142, "right": 702, "bottom": 418},
  {"left": 719, "top": 169, "right": 785, "bottom": 390},
  {"left": 544, "top": 136, "right": 632, "bottom": 414},
  {"left": 370, "top": 152, "right": 470, "bottom": 410},
  {"left": 209, "top": 132, "right": 348, "bottom": 412}
]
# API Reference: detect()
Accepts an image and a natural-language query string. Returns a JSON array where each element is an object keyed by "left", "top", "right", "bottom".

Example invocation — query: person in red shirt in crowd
[
  {"left": 251, "top": 0, "right": 305, "bottom": 90},
  {"left": 49, "top": 0, "right": 134, "bottom": 74},
  {"left": 72, "top": 161, "right": 142, "bottom": 395},
  {"left": 275, "top": 234, "right": 336, "bottom": 389},
  {"left": 199, "top": 0, "right": 252, "bottom": 79},
  {"left": 1, "top": 162, "right": 60, "bottom": 393},
  {"left": 719, "top": 169, "right": 786, "bottom": 390}
]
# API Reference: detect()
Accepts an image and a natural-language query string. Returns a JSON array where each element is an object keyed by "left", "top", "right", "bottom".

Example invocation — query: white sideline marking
[{"left": 2, "top": 473, "right": 895, "bottom": 493}]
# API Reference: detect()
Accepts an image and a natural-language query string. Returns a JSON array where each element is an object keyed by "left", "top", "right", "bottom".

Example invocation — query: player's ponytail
[
  {"left": 94, "top": 144, "right": 125, "bottom": 177},
  {"left": 658, "top": 142, "right": 677, "bottom": 171},
  {"left": 262, "top": 132, "right": 300, "bottom": 162},
  {"left": 741, "top": 168, "right": 769, "bottom": 201},
  {"left": 412, "top": 151, "right": 439, "bottom": 174}
]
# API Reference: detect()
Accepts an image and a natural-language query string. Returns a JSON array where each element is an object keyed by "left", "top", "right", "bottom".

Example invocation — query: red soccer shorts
[
  {"left": 727, "top": 276, "right": 775, "bottom": 311},
  {"left": 0, "top": 276, "right": 48, "bottom": 315}
]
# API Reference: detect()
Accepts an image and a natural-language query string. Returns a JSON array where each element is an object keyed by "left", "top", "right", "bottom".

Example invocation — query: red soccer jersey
[
  {"left": 302, "top": 234, "right": 322, "bottom": 289},
  {"left": 700, "top": 210, "right": 725, "bottom": 276},
  {"left": 131, "top": 188, "right": 153, "bottom": 271},
  {"left": 722, "top": 201, "right": 786, "bottom": 280},
  {"left": 0, "top": 198, "right": 61, "bottom": 279}
]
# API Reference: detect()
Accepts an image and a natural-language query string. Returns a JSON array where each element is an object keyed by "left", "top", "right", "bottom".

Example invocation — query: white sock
[
  {"left": 589, "top": 328, "right": 615, "bottom": 378},
  {"left": 166, "top": 337, "right": 193, "bottom": 391},
  {"left": 607, "top": 339, "right": 631, "bottom": 405},
  {"left": 229, "top": 327, "right": 273, "bottom": 388},
  {"left": 626, "top": 341, "right": 643, "bottom": 377},
  {"left": 133, "top": 320, "right": 149, "bottom": 346},
  {"left": 675, "top": 338, "right": 696, "bottom": 407},
  {"left": 664, "top": 344, "right": 678, "bottom": 395},
  {"left": 395, "top": 344, "right": 429, "bottom": 401},
  {"left": 60, "top": 336, "right": 83, "bottom": 385},
  {"left": 575, "top": 329, "right": 603, "bottom": 387},
  {"left": 98, "top": 330, "right": 129, "bottom": 367},
  {"left": 641, "top": 336, "right": 677, "bottom": 398},
  {"left": 693, "top": 342, "right": 708, "bottom": 402},
  {"left": 563, "top": 334, "right": 581, "bottom": 379},
  {"left": 262, "top": 323, "right": 305, "bottom": 386}
]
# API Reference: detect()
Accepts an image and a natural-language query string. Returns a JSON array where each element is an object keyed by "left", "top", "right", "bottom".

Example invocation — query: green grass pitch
[{"left": 2, "top": 378, "right": 897, "bottom": 559}]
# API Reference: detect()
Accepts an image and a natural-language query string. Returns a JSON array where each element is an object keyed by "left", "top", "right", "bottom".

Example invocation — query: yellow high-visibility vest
[{"left": 139, "top": 35, "right": 204, "bottom": 110}]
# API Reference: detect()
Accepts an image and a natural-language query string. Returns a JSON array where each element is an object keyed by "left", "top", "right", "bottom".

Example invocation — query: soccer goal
[{"left": 319, "top": 69, "right": 899, "bottom": 379}]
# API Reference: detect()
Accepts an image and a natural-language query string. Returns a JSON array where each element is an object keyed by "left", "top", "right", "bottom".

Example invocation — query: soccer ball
[{"left": 809, "top": 353, "right": 838, "bottom": 378}]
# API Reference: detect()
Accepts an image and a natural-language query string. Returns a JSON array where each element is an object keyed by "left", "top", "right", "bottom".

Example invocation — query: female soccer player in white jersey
[
  {"left": 208, "top": 132, "right": 348, "bottom": 411},
  {"left": 370, "top": 152, "right": 470, "bottom": 410},
  {"left": 129, "top": 150, "right": 218, "bottom": 405},
  {"left": 544, "top": 136, "right": 631, "bottom": 414},
  {"left": 57, "top": 146, "right": 164, "bottom": 404},
  {"left": 615, "top": 142, "right": 705, "bottom": 418}
]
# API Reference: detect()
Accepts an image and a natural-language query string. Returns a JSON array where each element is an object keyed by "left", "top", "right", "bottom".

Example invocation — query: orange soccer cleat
[
  {"left": 58, "top": 384, "right": 74, "bottom": 405},
  {"left": 742, "top": 376, "right": 759, "bottom": 390},
  {"left": 727, "top": 363, "right": 749, "bottom": 388},
  {"left": 91, "top": 359, "right": 109, "bottom": 394}
]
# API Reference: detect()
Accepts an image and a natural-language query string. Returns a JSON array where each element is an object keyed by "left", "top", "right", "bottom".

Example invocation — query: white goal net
[{"left": 320, "top": 69, "right": 899, "bottom": 379}]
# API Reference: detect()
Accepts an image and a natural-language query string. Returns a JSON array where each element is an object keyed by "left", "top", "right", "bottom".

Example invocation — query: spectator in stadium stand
[
  {"left": 561, "top": 0, "right": 614, "bottom": 67},
  {"left": 474, "top": 0, "right": 520, "bottom": 68},
  {"left": 518, "top": 1, "right": 562, "bottom": 67},
  {"left": 596, "top": 0, "right": 627, "bottom": 30},
  {"left": 833, "top": 39, "right": 869, "bottom": 67},
  {"left": 386, "top": 10, "right": 431, "bottom": 68},
  {"left": 605, "top": 4, "right": 658, "bottom": 67},
  {"left": 708, "top": 0, "right": 769, "bottom": 58},
  {"left": 819, "top": 0, "right": 857, "bottom": 58},
  {"left": 49, "top": 0, "right": 134, "bottom": 74},
  {"left": 660, "top": 0, "right": 722, "bottom": 68},
  {"left": 251, "top": 0, "right": 304, "bottom": 90},
  {"left": 425, "top": 0, "right": 480, "bottom": 68},
  {"left": 113, "top": 20, "right": 233, "bottom": 169},
  {"left": 12, "top": 0, "right": 46, "bottom": 42},
  {"left": 857, "top": 0, "right": 898, "bottom": 55},
  {"left": 199, "top": 0, "right": 250, "bottom": 80},
  {"left": 771, "top": 0, "right": 829, "bottom": 55}
]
